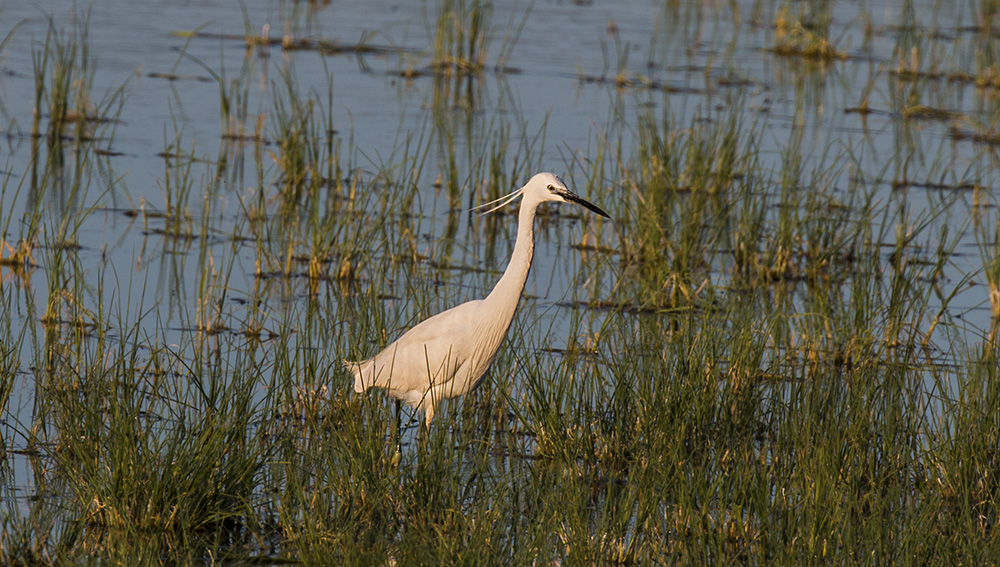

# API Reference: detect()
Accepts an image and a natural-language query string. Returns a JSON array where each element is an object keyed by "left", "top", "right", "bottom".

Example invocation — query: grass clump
[
  {"left": 771, "top": 4, "right": 847, "bottom": 61},
  {"left": 30, "top": 15, "right": 126, "bottom": 161},
  {"left": 625, "top": 100, "right": 757, "bottom": 310},
  {"left": 424, "top": 0, "right": 527, "bottom": 79},
  {"left": 431, "top": 0, "right": 491, "bottom": 76}
]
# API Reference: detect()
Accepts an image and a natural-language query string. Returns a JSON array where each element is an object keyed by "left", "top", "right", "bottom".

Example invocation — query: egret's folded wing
[
  {"left": 390, "top": 299, "right": 483, "bottom": 347},
  {"left": 360, "top": 299, "right": 483, "bottom": 393}
]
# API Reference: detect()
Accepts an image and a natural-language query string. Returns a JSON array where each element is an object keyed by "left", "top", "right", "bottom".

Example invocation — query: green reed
[
  {"left": 4, "top": 0, "right": 1000, "bottom": 564},
  {"left": 431, "top": 0, "right": 490, "bottom": 76}
]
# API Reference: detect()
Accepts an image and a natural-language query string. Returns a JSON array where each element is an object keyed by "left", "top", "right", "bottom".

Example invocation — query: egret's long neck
[{"left": 484, "top": 198, "right": 537, "bottom": 318}]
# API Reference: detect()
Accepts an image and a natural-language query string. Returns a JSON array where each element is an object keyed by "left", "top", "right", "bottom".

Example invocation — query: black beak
[{"left": 558, "top": 188, "right": 610, "bottom": 218}]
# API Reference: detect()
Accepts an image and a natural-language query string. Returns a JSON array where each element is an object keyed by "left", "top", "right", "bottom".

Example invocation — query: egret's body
[{"left": 345, "top": 173, "right": 608, "bottom": 424}]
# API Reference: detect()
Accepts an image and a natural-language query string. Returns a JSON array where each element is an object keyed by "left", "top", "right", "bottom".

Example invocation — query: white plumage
[{"left": 345, "top": 172, "right": 609, "bottom": 425}]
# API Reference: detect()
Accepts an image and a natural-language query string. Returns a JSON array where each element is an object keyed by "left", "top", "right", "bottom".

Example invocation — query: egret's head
[
  {"left": 473, "top": 172, "right": 611, "bottom": 217},
  {"left": 525, "top": 172, "right": 610, "bottom": 218}
]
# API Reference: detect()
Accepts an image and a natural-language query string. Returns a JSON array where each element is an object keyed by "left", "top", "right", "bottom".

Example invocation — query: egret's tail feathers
[{"left": 343, "top": 359, "right": 370, "bottom": 393}]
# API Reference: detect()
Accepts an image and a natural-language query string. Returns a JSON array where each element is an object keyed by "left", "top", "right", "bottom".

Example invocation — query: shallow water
[
  {"left": 1, "top": 1, "right": 993, "bottom": 321},
  {"left": 1, "top": 0, "right": 999, "bottom": 523}
]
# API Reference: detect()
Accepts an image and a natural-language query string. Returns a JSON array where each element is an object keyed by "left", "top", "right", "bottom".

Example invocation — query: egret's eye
[{"left": 547, "top": 184, "right": 555, "bottom": 192}]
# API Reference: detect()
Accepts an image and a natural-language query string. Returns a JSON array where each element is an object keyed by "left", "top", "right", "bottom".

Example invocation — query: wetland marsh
[{"left": 1, "top": 0, "right": 1000, "bottom": 563}]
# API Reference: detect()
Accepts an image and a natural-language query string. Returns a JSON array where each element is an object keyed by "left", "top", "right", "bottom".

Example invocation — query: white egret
[{"left": 344, "top": 172, "right": 609, "bottom": 425}]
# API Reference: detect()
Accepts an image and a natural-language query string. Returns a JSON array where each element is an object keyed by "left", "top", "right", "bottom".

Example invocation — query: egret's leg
[
  {"left": 393, "top": 398, "right": 402, "bottom": 454},
  {"left": 423, "top": 402, "right": 435, "bottom": 426},
  {"left": 424, "top": 383, "right": 454, "bottom": 426}
]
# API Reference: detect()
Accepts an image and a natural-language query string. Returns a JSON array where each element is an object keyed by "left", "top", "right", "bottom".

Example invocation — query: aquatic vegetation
[
  {"left": 1, "top": 0, "right": 1000, "bottom": 564},
  {"left": 771, "top": 3, "right": 847, "bottom": 61}
]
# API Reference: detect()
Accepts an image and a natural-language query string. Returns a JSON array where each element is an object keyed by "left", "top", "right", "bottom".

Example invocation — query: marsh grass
[
  {"left": 5, "top": 0, "right": 1000, "bottom": 565},
  {"left": 422, "top": 0, "right": 528, "bottom": 80},
  {"left": 30, "top": 16, "right": 127, "bottom": 172},
  {"left": 431, "top": 0, "right": 490, "bottom": 77},
  {"left": 770, "top": 3, "right": 847, "bottom": 61},
  {"left": 626, "top": 99, "right": 756, "bottom": 309},
  {"left": 38, "top": 292, "right": 273, "bottom": 560},
  {"left": 157, "top": 135, "right": 197, "bottom": 239},
  {"left": 976, "top": 215, "right": 1000, "bottom": 321}
]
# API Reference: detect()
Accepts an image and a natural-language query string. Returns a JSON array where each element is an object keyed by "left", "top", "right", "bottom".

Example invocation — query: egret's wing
[
  {"left": 360, "top": 300, "right": 482, "bottom": 393},
  {"left": 391, "top": 299, "right": 482, "bottom": 346}
]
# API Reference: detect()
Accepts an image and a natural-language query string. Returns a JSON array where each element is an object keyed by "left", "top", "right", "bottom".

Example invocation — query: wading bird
[{"left": 345, "top": 173, "right": 609, "bottom": 425}]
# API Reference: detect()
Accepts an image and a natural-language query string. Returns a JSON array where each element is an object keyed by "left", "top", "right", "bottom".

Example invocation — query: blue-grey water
[{"left": 1, "top": 0, "right": 998, "bottom": 513}]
